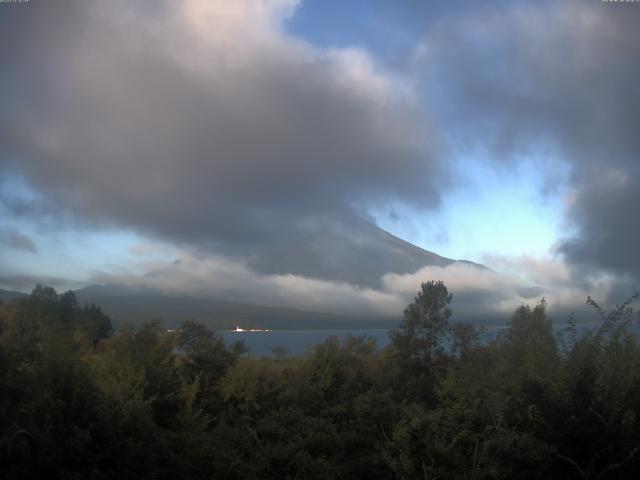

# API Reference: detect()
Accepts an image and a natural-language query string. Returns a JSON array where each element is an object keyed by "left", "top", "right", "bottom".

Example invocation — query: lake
[
  {"left": 221, "top": 329, "right": 391, "bottom": 357},
  {"left": 220, "top": 321, "right": 633, "bottom": 357}
]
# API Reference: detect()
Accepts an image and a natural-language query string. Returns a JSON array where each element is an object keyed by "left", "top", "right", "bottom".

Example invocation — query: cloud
[
  {"left": 94, "top": 250, "right": 616, "bottom": 324},
  {"left": 0, "top": 0, "right": 445, "bottom": 266},
  {"left": 415, "top": 0, "right": 640, "bottom": 280},
  {"left": 1, "top": 231, "right": 37, "bottom": 253},
  {"left": 2, "top": 0, "right": 636, "bottom": 320},
  {"left": 382, "top": 258, "right": 616, "bottom": 323},
  {"left": 94, "top": 252, "right": 405, "bottom": 318}
]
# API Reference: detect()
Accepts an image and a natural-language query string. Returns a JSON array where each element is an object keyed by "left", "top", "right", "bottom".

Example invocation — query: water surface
[{"left": 221, "top": 329, "right": 390, "bottom": 357}]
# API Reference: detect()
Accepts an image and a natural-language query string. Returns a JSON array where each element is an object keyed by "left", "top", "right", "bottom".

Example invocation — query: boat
[{"left": 233, "top": 326, "right": 271, "bottom": 333}]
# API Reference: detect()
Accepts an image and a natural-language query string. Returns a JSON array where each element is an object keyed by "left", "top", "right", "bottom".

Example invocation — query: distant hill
[
  {"left": 1, "top": 285, "right": 383, "bottom": 330},
  {"left": 74, "top": 284, "right": 394, "bottom": 330},
  {"left": 0, "top": 288, "right": 28, "bottom": 303},
  {"left": 3, "top": 221, "right": 485, "bottom": 329},
  {"left": 71, "top": 220, "right": 484, "bottom": 328}
]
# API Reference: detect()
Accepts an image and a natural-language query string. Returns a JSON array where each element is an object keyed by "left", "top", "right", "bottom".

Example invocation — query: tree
[
  {"left": 177, "top": 320, "right": 239, "bottom": 418},
  {"left": 58, "top": 290, "right": 78, "bottom": 327},
  {"left": 449, "top": 321, "right": 480, "bottom": 357},
  {"left": 177, "top": 319, "right": 215, "bottom": 354},
  {"left": 390, "top": 280, "right": 452, "bottom": 363},
  {"left": 506, "top": 298, "right": 555, "bottom": 351},
  {"left": 387, "top": 281, "right": 453, "bottom": 405},
  {"left": 76, "top": 303, "right": 113, "bottom": 346}
]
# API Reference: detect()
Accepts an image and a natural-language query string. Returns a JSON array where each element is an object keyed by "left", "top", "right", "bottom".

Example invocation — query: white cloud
[{"left": 94, "top": 249, "right": 621, "bottom": 324}]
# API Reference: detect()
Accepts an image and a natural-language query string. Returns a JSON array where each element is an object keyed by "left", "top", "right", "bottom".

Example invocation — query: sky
[{"left": 1, "top": 0, "right": 639, "bottom": 321}]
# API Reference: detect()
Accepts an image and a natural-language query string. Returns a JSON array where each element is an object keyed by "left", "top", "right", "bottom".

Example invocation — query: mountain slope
[
  {"left": 239, "top": 217, "right": 477, "bottom": 287},
  {"left": 73, "top": 221, "right": 482, "bottom": 327},
  {"left": 74, "top": 285, "right": 391, "bottom": 330},
  {"left": 3, "top": 221, "right": 484, "bottom": 328},
  {"left": 0, "top": 288, "right": 28, "bottom": 302}
]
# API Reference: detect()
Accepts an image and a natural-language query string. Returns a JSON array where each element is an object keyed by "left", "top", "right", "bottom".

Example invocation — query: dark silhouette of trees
[
  {"left": 1, "top": 283, "right": 639, "bottom": 479},
  {"left": 390, "top": 280, "right": 453, "bottom": 363}
]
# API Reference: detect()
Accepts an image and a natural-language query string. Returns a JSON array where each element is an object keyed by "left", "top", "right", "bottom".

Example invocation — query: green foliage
[
  {"left": 390, "top": 280, "right": 453, "bottom": 362},
  {"left": 1, "top": 283, "right": 640, "bottom": 478}
]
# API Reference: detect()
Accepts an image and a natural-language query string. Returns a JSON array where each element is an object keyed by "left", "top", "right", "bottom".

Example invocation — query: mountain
[
  {"left": 0, "top": 288, "right": 28, "bottom": 303},
  {"left": 74, "top": 285, "right": 390, "bottom": 330},
  {"left": 235, "top": 216, "right": 480, "bottom": 288},
  {"left": 2, "top": 221, "right": 483, "bottom": 329},
  {"left": 72, "top": 221, "right": 482, "bottom": 328}
]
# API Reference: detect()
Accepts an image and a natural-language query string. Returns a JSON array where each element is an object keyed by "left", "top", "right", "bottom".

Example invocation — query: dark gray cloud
[
  {"left": 416, "top": 0, "right": 640, "bottom": 280},
  {"left": 0, "top": 0, "right": 445, "bottom": 272},
  {"left": 1, "top": 231, "right": 37, "bottom": 253},
  {"left": 3, "top": 0, "right": 636, "bottom": 321}
]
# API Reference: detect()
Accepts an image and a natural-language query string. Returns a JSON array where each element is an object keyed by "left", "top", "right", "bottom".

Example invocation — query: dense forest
[{"left": 1, "top": 282, "right": 640, "bottom": 479}]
